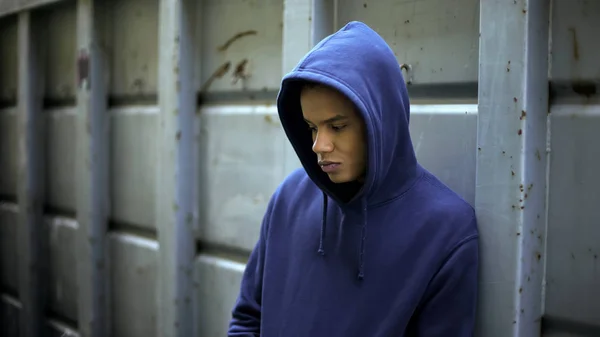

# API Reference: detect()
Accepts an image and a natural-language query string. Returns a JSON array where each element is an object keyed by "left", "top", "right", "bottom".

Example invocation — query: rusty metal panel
[
  {"left": 0, "top": 109, "right": 18, "bottom": 197},
  {"left": 337, "top": 0, "right": 479, "bottom": 86},
  {"left": 155, "top": 0, "right": 198, "bottom": 336},
  {"left": 0, "top": 203, "right": 19, "bottom": 292},
  {"left": 109, "top": 233, "right": 158, "bottom": 337},
  {"left": 0, "top": 15, "right": 18, "bottom": 104},
  {"left": 102, "top": 0, "right": 158, "bottom": 101},
  {"left": 476, "top": 1, "right": 549, "bottom": 336},
  {"left": 110, "top": 107, "right": 158, "bottom": 230},
  {"left": 198, "top": 0, "right": 283, "bottom": 94},
  {"left": 75, "top": 0, "right": 111, "bottom": 336},
  {"left": 45, "top": 108, "right": 76, "bottom": 212}
]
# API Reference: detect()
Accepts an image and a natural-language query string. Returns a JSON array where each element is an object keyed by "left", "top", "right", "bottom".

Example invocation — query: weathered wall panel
[
  {"left": 550, "top": 0, "right": 600, "bottom": 82},
  {"left": 545, "top": 106, "right": 600, "bottom": 331},
  {"left": 0, "top": 109, "right": 18, "bottom": 197},
  {"left": 109, "top": 233, "right": 158, "bottom": 337},
  {"left": 46, "top": 216, "right": 78, "bottom": 322},
  {"left": 103, "top": 0, "right": 158, "bottom": 100},
  {"left": 196, "top": 105, "right": 298, "bottom": 251},
  {"left": 544, "top": 0, "right": 600, "bottom": 335},
  {"left": 0, "top": 294, "right": 19, "bottom": 337},
  {"left": 337, "top": 0, "right": 479, "bottom": 85},
  {"left": 40, "top": 1, "right": 76, "bottom": 103},
  {"left": 110, "top": 108, "right": 158, "bottom": 230},
  {"left": 0, "top": 203, "right": 18, "bottom": 292},
  {"left": 409, "top": 106, "right": 477, "bottom": 205},
  {"left": 0, "top": 16, "right": 18, "bottom": 104},
  {"left": 45, "top": 109, "right": 76, "bottom": 212},
  {"left": 195, "top": 254, "right": 245, "bottom": 337},
  {"left": 197, "top": 0, "right": 283, "bottom": 94}
]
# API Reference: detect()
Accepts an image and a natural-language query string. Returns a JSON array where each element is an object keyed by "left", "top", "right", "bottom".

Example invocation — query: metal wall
[{"left": 0, "top": 0, "right": 598, "bottom": 336}]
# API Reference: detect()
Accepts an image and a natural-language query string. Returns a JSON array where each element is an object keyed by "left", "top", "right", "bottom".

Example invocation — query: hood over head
[{"left": 276, "top": 21, "right": 421, "bottom": 279}]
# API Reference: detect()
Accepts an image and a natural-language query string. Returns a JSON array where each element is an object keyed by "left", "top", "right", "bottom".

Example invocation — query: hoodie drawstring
[
  {"left": 318, "top": 191, "right": 328, "bottom": 256},
  {"left": 318, "top": 192, "right": 367, "bottom": 281},
  {"left": 357, "top": 199, "right": 367, "bottom": 280}
]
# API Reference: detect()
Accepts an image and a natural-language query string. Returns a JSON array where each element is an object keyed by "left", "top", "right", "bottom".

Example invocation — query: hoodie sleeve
[
  {"left": 410, "top": 234, "right": 479, "bottom": 337},
  {"left": 227, "top": 197, "right": 275, "bottom": 336}
]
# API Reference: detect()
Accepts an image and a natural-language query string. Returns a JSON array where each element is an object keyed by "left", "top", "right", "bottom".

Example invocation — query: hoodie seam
[{"left": 432, "top": 229, "right": 479, "bottom": 285}]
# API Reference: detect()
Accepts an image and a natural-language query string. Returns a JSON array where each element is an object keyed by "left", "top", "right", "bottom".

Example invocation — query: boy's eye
[
  {"left": 308, "top": 125, "right": 317, "bottom": 133},
  {"left": 331, "top": 124, "right": 346, "bottom": 131}
]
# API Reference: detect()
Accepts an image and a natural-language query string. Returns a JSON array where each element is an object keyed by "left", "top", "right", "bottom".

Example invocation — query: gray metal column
[
  {"left": 475, "top": 0, "right": 550, "bottom": 336},
  {"left": 16, "top": 10, "right": 46, "bottom": 337},
  {"left": 75, "top": 0, "right": 110, "bottom": 336},
  {"left": 282, "top": 0, "right": 335, "bottom": 74},
  {"left": 156, "top": 0, "right": 197, "bottom": 336}
]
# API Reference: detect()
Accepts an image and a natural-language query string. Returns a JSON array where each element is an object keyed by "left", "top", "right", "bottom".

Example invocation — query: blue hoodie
[{"left": 228, "top": 21, "right": 479, "bottom": 337}]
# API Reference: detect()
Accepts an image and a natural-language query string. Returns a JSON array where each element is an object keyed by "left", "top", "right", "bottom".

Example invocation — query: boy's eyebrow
[{"left": 304, "top": 114, "right": 347, "bottom": 125}]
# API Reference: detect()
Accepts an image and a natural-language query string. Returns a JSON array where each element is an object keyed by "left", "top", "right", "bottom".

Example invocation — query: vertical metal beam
[
  {"left": 282, "top": 0, "right": 334, "bottom": 74},
  {"left": 156, "top": 0, "right": 197, "bottom": 336},
  {"left": 75, "top": 0, "right": 110, "bottom": 336},
  {"left": 16, "top": 10, "right": 46, "bottom": 337},
  {"left": 476, "top": 0, "right": 550, "bottom": 336}
]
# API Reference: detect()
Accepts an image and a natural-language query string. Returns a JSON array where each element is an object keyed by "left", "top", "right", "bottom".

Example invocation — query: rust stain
[
  {"left": 218, "top": 30, "right": 258, "bottom": 52},
  {"left": 518, "top": 129, "right": 522, "bottom": 135},
  {"left": 511, "top": 170, "right": 515, "bottom": 176},
  {"left": 363, "top": 3, "right": 367, "bottom": 8},
  {"left": 536, "top": 252, "right": 541, "bottom": 261},
  {"left": 233, "top": 59, "right": 249, "bottom": 84},
  {"left": 568, "top": 27, "right": 579, "bottom": 61},
  {"left": 507, "top": 60, "right": 511, "bottom": 72},
  {"left": 176, "top": 131, "right": 181, "bottom": 140},
  {"left": 200, "top": 61, "right": 232, "bottom": 92},
  {"left": 513, "top": 97, "right": 518, "bottom": 102},
  {"left": 536, "top": 149, "right": 541, "bottom": 161},
  {"left": 264, "top": 115, "right": 278, "bottom": 125},
  {"left": 519, "top": 287, "right": 523, "bottom": 294},
  {"left": 520, "top": 110, "right": 526, "bottom": 120}
]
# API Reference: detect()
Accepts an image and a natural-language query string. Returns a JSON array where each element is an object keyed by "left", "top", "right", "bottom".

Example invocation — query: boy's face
[{"left": 300, "top": 85, "right": 367, "bottom": 184}]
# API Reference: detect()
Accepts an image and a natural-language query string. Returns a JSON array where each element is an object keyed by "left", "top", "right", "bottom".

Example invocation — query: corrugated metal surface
[{"left": 0, "top": 0, "right": 598, "bottom": 336}]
